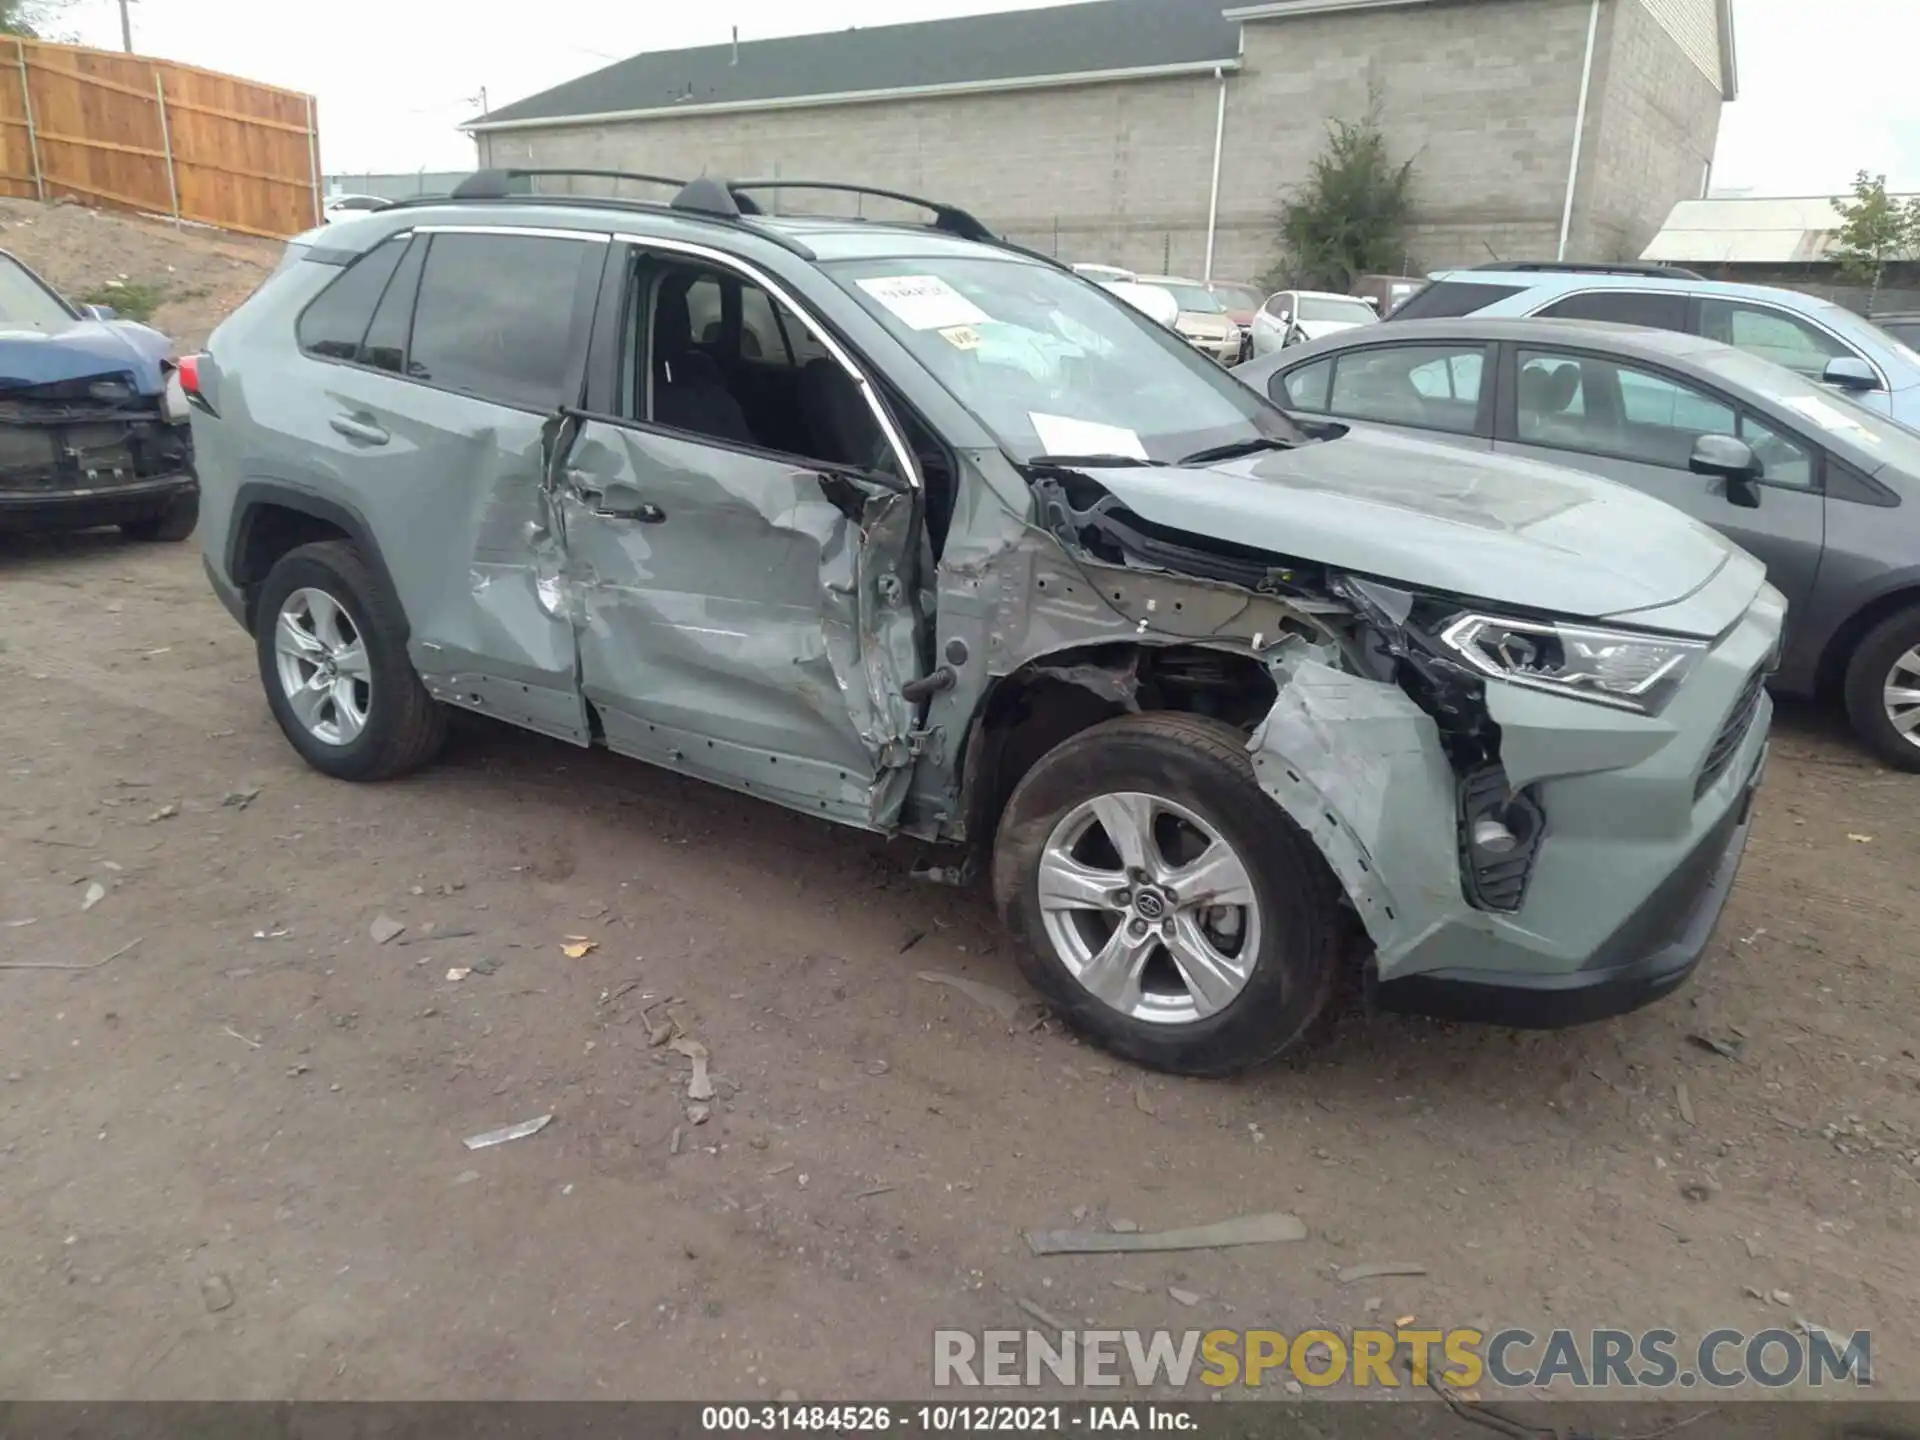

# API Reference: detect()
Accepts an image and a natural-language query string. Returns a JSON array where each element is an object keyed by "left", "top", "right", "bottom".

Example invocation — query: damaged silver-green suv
[{"left": 189, "top": 172, "right": 1780, "bottom": 1075}]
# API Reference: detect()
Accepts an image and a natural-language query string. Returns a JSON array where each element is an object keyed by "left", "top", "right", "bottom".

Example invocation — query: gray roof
[{"left": 470, "top": 0, "right": 1240, "bottom": 130}]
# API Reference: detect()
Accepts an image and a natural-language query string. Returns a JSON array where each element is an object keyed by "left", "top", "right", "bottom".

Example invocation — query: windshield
[
  {"left": 1299, "top": 296, "right": 1378, "bottom": 325},
  {"left": 829, "top": 257, "right": 1298, "bottom": 465},
  {"left": 1699, "top": 344, "right": 1920, "bottom": 472},
  {"left": 0, "top": 254, "right": 75, "bottom": 331},
  {"left": 1211, "top": 284, "right": 1262, "bottom": 311},
  {"left": 1156, "top": 283, "right": 1224, "bottom": 314}
]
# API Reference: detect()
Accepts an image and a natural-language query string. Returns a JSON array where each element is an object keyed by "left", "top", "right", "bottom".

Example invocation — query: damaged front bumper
[
  {"left": 0, "top": 384, "right": 195, "bottom": 532},
  {"left": 1247, "top": 589, "right": 1780, "bottom": 1029},
  {"left": 0, "top": 471, "right": 196, "bottom": 532}
]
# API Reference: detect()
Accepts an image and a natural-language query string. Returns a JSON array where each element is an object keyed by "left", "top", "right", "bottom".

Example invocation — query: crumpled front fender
[{"left": 1247, "top": 657, "right": 1465, "bottom": 975}]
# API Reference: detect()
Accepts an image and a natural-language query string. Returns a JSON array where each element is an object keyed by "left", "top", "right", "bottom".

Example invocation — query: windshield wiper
[
  {"left": 1023, "top": 452, "right": 1167, "bottom": 469},
  {"left": 1176, "top": 436, "right": 1295, "bottom": 466}
]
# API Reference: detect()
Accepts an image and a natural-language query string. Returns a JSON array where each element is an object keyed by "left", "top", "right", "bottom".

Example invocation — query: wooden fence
[{"left": 0, "top": 38, "right": 319, "bottom": 239}]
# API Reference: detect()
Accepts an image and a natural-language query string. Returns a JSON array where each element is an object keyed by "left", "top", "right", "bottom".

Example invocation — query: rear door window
[
  {"left": 297, "top": 236, "right": 407, "bottom": 361},
  {"left": 1387, "top": 280, "right": 1523, "bottom": 320},
  {"left": 406, "top": 232, "right": 604, "bottom": 410},
  {"left": 1535, "top": 289, "right": 1689, "bottom": 332}
]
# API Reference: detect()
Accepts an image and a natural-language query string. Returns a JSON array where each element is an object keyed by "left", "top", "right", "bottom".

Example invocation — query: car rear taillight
[{"left": 177, "top": 353, "right": 203, "bottom": 397}]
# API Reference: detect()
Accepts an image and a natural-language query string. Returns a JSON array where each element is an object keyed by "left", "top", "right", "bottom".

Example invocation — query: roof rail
[
  {"left": 450, "top": 167, "right": 687, "bottom": 200},
  {"left": 679, "top": 178, "right": 997, "bottom": 242},
  {"left": 1467, "top": 259, "right": 1706, "bottom": 281}
]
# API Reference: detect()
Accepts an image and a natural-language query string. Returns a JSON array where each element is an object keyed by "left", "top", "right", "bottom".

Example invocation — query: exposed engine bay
[{"left": 1027, "top": 470, "right": 1548, "bottom": 916}]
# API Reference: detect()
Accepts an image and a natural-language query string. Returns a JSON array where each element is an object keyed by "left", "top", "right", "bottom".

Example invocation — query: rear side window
[
  {"left": 1387, "top": 280, "right": 1523, "bottom": 320},
  {"left": 357, "top": 237, "right": 425, "bottom": 374},
  {"left": 1535, "top": 289, "right": 1689, "bottom": 332},
  {"left": 1273, "top": 357, "right": 1330, "bottom": 410},
  {"left": 407, "top": 233, "right": 603, "bottom": 410},
  {"left": 297, "top": 237, "right": 407, "bottom": 361}
]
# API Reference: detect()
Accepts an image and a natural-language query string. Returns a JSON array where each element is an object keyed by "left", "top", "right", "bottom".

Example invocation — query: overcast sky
[{"left": 56, "top": 0, "right": 1920, "bottom": 195}]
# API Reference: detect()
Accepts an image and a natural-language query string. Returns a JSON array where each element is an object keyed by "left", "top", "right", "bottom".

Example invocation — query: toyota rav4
[{"left": 187, "top": 171, "right": 1780, "bottom": 1075}]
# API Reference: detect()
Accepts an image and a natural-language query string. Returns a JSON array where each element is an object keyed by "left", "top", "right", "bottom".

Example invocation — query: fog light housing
[{"left": 1459, "top": 763, "right": 1545, "bottom": 913}]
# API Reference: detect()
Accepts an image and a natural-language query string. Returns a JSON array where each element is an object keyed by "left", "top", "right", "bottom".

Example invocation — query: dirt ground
[
  {"left": 0, "top": 198, "right": 280, "bottom": 350},
  {"left": 0, "top": 202, "right": 1917, "bottom": 1405},
  {"left": 2, "top": 533, "right": 1915, "bottom": 1402}
]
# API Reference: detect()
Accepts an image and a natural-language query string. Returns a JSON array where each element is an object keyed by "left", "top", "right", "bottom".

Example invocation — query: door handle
[
  {"left": 584, "top": 479, "right": 665, "bottom": 523},
  {"left": 329, "top": 414, "right": 389, "bottom": 446},
  {"left": 595, "top": 499, "right": 667, "bottom": 523}
]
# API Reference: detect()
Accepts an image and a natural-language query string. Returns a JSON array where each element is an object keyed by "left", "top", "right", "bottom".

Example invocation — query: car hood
[
  {"left": 1084, "top": 428, "right": 1744, "bottom": 628},
  {"left": 0, "top": 317, "right": 172, "bottom": 394}
]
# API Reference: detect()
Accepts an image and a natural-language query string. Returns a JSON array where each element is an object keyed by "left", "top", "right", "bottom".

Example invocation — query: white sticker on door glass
[
  {"left": 856, "top": 275, "right": 991, "bottom": 331},
  {"left": 1028, "top": 412, "right": 1148, "bottom": 461}
]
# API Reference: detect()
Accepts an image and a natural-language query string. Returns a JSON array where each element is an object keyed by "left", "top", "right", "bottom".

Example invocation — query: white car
[
  {"left": 321, "top": 194, "right": 390, "bottom": 225},
  {"left": 1249, "top": 289, "right": 1379, "bottom": 357},
  {"left": 1072, "top": 262, "right": 1137, "bottom": 284}
]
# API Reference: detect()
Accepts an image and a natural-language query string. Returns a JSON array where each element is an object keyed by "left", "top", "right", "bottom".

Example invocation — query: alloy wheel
[
  {"left": 273, "top": 586, "right": 372, "bottom": 746},
  {"left": 1886, "top": 645, "right": 1920, "bottom": 751},
  {"left": 1036, "top": 790, "right": 1264, "bottom": 1026}
]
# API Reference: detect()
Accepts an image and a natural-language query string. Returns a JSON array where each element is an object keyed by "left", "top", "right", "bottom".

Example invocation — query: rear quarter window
[
  {"left": 1387, "top": 280, "right": 1524, "bottom": 320},
  {"left": 296, "top": 236, "right": 408, "bottom": 361}
]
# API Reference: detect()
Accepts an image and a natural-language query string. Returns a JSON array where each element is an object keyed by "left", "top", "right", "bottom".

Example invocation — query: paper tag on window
[
  {"left": 939, "top": 325, "right": 983, "bottom": 351},
  {"left": 1029, "top": 412, "right": 1148, "bottom": 461},
  {"left": 857, "top": 275, "right": 990, "bottom": 331}
]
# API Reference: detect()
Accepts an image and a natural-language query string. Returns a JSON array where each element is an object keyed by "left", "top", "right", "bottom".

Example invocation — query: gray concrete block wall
[
  {"left": 482, "top": 74, "right": 1227, "bottom": 277},
  {"left": 1217, "top": 0, "right": 1595, "bottom": 280},
  {"left": 1572, "top": 0, "right": 1722, "bottom": 261},
  {"left": 475, "top": 0, "right": 1723, "bottom": 285}
]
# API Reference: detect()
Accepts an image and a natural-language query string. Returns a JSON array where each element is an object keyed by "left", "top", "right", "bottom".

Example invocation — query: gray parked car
[
  {"left": 1237, "top": 316, "right": 1920, "bottom": 768},
  {"left": 187, "top": 171, "right": 1779, "bottom": 1075}
]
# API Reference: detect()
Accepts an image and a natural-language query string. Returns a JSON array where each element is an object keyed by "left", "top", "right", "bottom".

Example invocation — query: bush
[
  {"left": 1264, "top": 101, "right": 1415, "bottom": 294},
  {"left": 74, "top": 279, "right": 167, "bottom": 324}
]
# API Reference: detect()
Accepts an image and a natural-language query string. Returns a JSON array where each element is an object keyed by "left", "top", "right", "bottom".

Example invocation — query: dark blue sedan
[{"left": 0, "top": 248, "right": 196, "bottom": 540}]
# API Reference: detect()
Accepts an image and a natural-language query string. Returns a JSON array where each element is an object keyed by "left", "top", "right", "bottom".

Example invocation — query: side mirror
[
  {"left": 1689, "top": 433, "right": 1762, "bottom": 508},
  {"left": 1822, "top": 355, "right": 1880, "bottom": 392},
  {"left": 81, "top": 303, "right": 118, "bottom": 321}
]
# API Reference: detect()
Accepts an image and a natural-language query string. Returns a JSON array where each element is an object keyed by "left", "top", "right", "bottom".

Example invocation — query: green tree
[
  {"left": 1831, "top": 170, "right": 1920, "bottom": 306},
  {"left": 1264, "top": 102, "right": 1416, "bottom": 293}
]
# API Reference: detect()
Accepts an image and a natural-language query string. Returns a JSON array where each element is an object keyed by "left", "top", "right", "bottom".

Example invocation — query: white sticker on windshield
[
  {"left": 1783, "top": 393, "right": 1881, "bottom": 445},
  {"left": 1029, "top": 412, "right": 1148, "bottom": 461},
  {"left": 857, "top": 275, "right": 990, "bottom": 331}
]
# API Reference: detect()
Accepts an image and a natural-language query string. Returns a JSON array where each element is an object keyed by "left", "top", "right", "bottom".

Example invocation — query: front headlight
[{"left": 1439, "top": 613, "right": 1707, "bottom": 715}]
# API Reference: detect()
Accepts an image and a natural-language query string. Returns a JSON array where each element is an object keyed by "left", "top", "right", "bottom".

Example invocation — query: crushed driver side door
[{"left": 547, "top": 240, "right": 927, "bottom": 830}]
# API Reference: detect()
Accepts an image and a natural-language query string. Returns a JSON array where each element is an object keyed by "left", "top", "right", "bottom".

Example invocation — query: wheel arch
[
  {"left": 1813, "top": 578, "right": 1920, "bottom": 699},
  {"left": 227, "top": 482, "right": 406, "bottom": 638},
  {"left": 954, "top": 641, "right": 1278, "bottom": 851}
]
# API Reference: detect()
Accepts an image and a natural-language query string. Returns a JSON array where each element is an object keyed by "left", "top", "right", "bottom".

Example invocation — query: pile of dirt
[{"left": 0, "top": 197, "right": 282, "bottom": 350}]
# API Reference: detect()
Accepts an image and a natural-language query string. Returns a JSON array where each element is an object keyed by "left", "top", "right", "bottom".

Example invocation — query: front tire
[
  {"left": 254, "top": 540, "right": 445, "bottom": 782},
  {"left": 991, "top": 712, "right": 1342, "bottom": 1076},
  {"left": 121, "top": 491, "right": 198, "bottom": 542},
  {"left": 1843, "top": 604, "right": 1920, "bottom": 771}
]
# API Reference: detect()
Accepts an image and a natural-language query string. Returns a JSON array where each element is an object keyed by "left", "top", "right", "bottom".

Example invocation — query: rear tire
[
  {"left": 1843, "top": 604, "right": 1920, "bottom": 772},
  {"left": 254, "top": 540, "right": 445, "bottom": 782},
  {"left": 121, "top": 491, "right": 198, "bottom": 542},
  {"left": 991, "top": 712, "right": 1342, "bottom": 1076}
]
